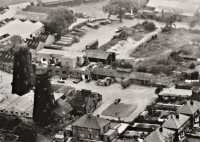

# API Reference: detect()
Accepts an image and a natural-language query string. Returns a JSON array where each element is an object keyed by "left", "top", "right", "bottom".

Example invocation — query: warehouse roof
[
  {"left": 37, "top": 49, "right": 85, "bottom": 58},
  {"left": 159, "top": 88, "right": 192, "bottom": 97},
  {"left": 147, "top": 0, "right": 200, "bottom": 17},
  {"left": 85, "top": 50, "right": 112, "bottom": 60},
  {"left": 24, "top": 5, "right": 51, "bottom": 14},
  {"left": 0, "top": 19, "right": 44, "bottom": 38},
  {"left": 14, "top": 11, "right": 48, "bottom": 22}
]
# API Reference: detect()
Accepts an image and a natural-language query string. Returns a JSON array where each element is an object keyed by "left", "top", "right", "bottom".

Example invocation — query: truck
[{"left": 85, "top": 39, "right": 98, "bottom": 50}]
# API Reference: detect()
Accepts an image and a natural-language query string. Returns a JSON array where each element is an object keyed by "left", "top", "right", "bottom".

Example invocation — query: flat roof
[
  {"left": 159, "top": 87, "right": 192, "bottom": 97},
  {"left": 37, "top": 49, "right": 85, "bottom": 58}
]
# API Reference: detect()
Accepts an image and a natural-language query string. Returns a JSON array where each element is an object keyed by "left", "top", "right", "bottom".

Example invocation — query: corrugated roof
[
  {"left": 0, "top": 51, "right": 14, "bottom": 63},
  {"left": 85, "top": 50, "right": 112, "bottom": 60},
  {"left": 177, "top": 100, "right": 200, "bottom": 115},
  {"left": 162, "top": 114, "right": 190, "bottom": 130},
  {"left": 72, "top": 114, "right": 110, "bottom": 130},
  {"left": 0, "top": 19, "right": 44, "bottom": 39},
  {"left": 53, "top": 99, "right": 73, "bottom": 117}
]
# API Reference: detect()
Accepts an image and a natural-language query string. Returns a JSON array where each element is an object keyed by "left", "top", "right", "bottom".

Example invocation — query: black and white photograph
[{"left": 0, "top": 0, "right": 200, "bottom": 142}]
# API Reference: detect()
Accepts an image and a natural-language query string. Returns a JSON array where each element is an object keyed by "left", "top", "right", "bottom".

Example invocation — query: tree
[
  {"left": 14, "top": 122, "right": 37, "bottom": 142},
  {"left": 103, "top": 0, "right": 136, "bottom": 22},
  {"left": 143, "top": 21, "right": 156, "bottom": 31},
  {"left": 44, "top": 7, "right": 75, "bottom": 39}
]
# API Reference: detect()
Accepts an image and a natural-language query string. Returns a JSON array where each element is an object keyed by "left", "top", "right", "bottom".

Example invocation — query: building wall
[{"left": 72, "top": 126, "right": 101, "bottom": 141}]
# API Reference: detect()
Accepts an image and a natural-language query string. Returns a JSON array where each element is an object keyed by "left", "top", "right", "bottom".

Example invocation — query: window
[
  {"left": 10, "top": 111, "right": 13, "bottom": 114},
  {"left": 88, "top": 128, "right": 92, "bottom": 132},
  {"left": 88, "top": 134, "right": 92, "bottom": 139},
  {"left": 26, "top": 113, "right": 29, "bottom": 116}
]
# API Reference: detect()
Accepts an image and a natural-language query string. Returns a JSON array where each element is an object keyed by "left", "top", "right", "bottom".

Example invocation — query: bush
[
  {"left": 189, "top": 63, "right": 195, "bottom": 69},
  {"left": 14, "top": 122, "right": 37, "bottom": 142},
  {"left": 143, "top": 21, "right": 156, "bottom": 31}
]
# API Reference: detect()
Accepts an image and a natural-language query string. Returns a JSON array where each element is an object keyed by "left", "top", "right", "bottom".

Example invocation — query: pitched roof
[
  {"left": 54, "top": 99, "right": 73, "bottom": 117},
  {"left": 0, "top": 51, "right": 14, "bottom": 63},
  {"left": 24, "top": 5, "right": 51, "bottom": 14},
  {"left": 38, "top": 0, "right": 73, "bottom": 4},
  {"left": 145, "top": 128, "right": 175, "bottom": 142},
  {"left": 162, "top": 114, "right": 190, "bottom": 130},
  {"left": 85, "top": 50, "right": 112, "bottom": 60},
  {"left": 72, "top": 114, "right": 110, "bottom": 129},
  {"left": 159, "top": 88, "right": 192, "bottom": 97},
  {"left": 14, "top": 11, "right": 48, "bottom": 22},
  {"left": 177, "top": 100, "right": 200, "bottom": 115}
]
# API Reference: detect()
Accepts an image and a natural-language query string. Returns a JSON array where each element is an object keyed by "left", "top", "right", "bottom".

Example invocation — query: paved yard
[{"left": 52, "top": 78, "right": 157, "bottom": 122}]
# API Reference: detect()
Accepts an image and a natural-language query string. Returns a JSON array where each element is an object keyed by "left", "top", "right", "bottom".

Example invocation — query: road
[{"left": 52, "top": 78, "right": 157, "bottom": 122}]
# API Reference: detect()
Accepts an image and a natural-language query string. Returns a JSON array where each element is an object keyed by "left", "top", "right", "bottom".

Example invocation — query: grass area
[{"left": 131, "top": 28, "right": 200, "bottom": 77}]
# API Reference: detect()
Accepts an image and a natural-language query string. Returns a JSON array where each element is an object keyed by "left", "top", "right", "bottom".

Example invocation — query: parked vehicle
[
  {"left": 124, "top": 13, "right": 134, "bottom": 19},
  {"left": 85, "top": 78, "right": 91, "bottom": 83},
  {"left": 96, "top": 77, "right": 114, "bottom": 86},
  {"left": 72, "top": 78, "right": 82, "bottom": 84},
  {"left": 44, "top": 45, "right": 63, "bottom": 50},
  {"left": 85, "top": 39, "right": 98, "bottom": 50},
  {"left": 57, "top": 78, "right": 65, "bottom": 83},
  {"left": 86, "top": 23, "right": 99, "bottom": 29},
  {"left": 99, "top": 19, "right": 111, "bottom": 25}
]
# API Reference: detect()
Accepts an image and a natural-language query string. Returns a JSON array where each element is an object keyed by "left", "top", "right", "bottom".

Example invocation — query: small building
[
  {"left": 91, "top": 67, "right": 129, "bottom": 82},
  {"left": 146, "top": 0, "right": 200, "bottom": 22},
  {"left": 85, "top": 50, "right": 116, "bottom": 65},
  {"left": 177, "top": 100, "right": 200, "bottom": 127},
  {"left": 68, "top": 89, "right": 102, "bottom": 115},
  {"left": 162, "top": 114, "right": 190, "bottom": 141},
  {"left": 36, "top": 49, "right": 86, "bottom": 68},
  {"left": 72, "top": 114, "right": 111, "bottom": 141},
  {"left": 53, "top": 99, "right": 73, "bottom": 123},
  {"left": 145, "top": 127, "right": 175, "bottom": 142},
  {"left": 121, "top": 72, "right": 156, "bottom": 88},
  {"left": 37, "top": 0, "right": 74, "bottom": 7},
  {"left": 0, "top": 51, "right": 14, "bottom": 73},
  {"left": 159, "top": 88, "right": 192, "bottom": 98}
]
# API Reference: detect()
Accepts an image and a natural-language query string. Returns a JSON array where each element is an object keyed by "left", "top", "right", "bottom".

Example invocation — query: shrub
[
  {"left": 189, "top": 63, "right": 195, "bottom": 69},
  {"left": 143, "top": 21, "right": 156, "bottom": 31}
]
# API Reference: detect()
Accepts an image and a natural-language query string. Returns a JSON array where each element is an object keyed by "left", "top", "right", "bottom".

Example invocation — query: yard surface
[{"left": 52, "top": 78, "right": 157, "bottom": 122}]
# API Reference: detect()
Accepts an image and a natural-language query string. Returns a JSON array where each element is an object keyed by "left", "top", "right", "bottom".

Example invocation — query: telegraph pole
[{"left": 119, "top": 0, "right": 122, "bottom": 22}]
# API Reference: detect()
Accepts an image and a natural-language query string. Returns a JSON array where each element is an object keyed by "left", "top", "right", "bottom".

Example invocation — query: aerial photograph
[{"left": 1, "top": 0, "right": 200, "bottom": 142}]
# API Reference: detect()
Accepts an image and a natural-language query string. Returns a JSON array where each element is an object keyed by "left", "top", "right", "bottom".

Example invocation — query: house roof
[
  {"left": 85, "top": 50, "right": 112, "bottom": 60},
  {"left": 145, "top": 127, "right": 175, "bottom": 142},
  {"left": 147, "top": 0, "right": 200, "bottom": 17},
  {"left": 14, "top": 11, "right": 48, "bottom": 22},
  {"left": 24, "top": 5, "right": 52, "bottom": 14},
  {"left": 177, "top": 100, "right": 200, "bottom": 115},
  {"left": 162, "top": 114, "right": 190, "bottom": 130},
  {"left": 72, "top": 114, "right": 110, "bottom": 130},
  {"left": 53, "top": 99, "right": 73, "bottom": 117}
]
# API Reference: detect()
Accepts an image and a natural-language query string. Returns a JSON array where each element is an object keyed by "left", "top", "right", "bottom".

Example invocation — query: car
[
  {"left": 96, "top": 77, "right": 114, "bottom": 86},
  {"left": 99, "top": 20, "right": 111, "bottom": 25},
  {"left": 57, "top": 78, "right": 65, "bottom": 83},
  {"left": 124, "top": 13, "right": 134, "bottom": 19},
  {"left": 86, "top": 23, "right": 99, "bottom": 29},
  {"left": 72, "top": 78, "right": 82, "bottom": 84},
  {"left": 115, "top": 26, "right": 124, "bottom": 33},
  {"left": 85, "top": 78, "right": 91, "bottom": 83}
]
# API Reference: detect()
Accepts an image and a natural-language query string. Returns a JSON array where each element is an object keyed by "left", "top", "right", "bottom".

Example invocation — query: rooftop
[
  {"left": 24, "top": 5, "right": 52, "bottom": 14},
  {"left": 162, "top": 114, "right": 190, "bottom": 130},
  {"left": 159, "top": 88, "right": 192, "bottom": 97},
  {"left": 85, "top": 50, "right": 112, "bottom": 60},
  {"left": 36, "top": 49, "right": 85, "bottom": 58},
  {"left": 177, "top": 100, "right": 200, "bottom": 115},
  {"left": 72, "top": 114, "right": 110, "bottom": 130},
  {"left": 0, "top": 19, "right": 44, "bottom": 39},
  {"left": 147, "top": 0, "right": 200, "bottom": 17},
  {"left": 145, "top": 127, "right": 175, "bottom": 142}
]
